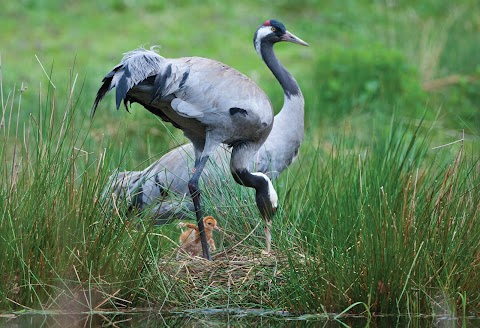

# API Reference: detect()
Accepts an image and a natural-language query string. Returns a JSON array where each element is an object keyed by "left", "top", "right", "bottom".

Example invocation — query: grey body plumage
[{"left": 108, "top": 88, "right": 305, "bottom": 223}]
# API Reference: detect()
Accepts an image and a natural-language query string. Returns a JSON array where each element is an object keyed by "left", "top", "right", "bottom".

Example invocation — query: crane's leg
[
  {"left": 264, "top": 219, "right": 272, "bottom": 254},
  {"left": 188, "top": 155, "right": 211, "bottom": 260}
]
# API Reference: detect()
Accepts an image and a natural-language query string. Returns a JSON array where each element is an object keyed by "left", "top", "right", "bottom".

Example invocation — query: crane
[
  {"left": 93, "top": 19, "right": 308, "bottom": 260},
  {"left": 106, "top": 50, "right": 306, "bottom": 239}
]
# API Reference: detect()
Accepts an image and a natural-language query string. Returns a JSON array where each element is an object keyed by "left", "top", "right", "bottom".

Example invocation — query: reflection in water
[{"left": 1, "top": 311, "right": 479, "bottom": 327}]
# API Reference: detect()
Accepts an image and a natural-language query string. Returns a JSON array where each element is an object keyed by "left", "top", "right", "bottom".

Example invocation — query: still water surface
[{"left": 1, "top": 310, "right": 479, "bottom": 327}]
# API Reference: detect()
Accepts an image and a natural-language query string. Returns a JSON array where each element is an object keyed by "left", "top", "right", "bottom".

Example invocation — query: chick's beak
[{"left": 282, "top": 30, "right": 309, "bottom": 46}]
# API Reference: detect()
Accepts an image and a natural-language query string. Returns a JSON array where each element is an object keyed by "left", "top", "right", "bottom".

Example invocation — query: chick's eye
[{"left": 271, "top": 27, "right": 276, "bottom": 32}]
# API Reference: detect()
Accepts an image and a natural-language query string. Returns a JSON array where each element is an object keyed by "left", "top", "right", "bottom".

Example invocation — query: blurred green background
[{"left": 1, "top": 0, "right": 479, "bottom": 168}]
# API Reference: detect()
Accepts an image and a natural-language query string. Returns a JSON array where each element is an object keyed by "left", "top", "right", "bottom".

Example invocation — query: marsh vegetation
[{"left": 1, "top": 0, "right": 479, "bottom": 324}]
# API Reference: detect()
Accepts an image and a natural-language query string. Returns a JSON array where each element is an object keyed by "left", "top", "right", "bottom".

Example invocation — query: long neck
[
  {"left": 254, "top": 42, "right": 305, "bottom": 178},
  {"left": 259, "top": 41, "right": 301, "bottom": 98},
  {"left": 259, "top": 40, "right": 304, "bottom": 132}
]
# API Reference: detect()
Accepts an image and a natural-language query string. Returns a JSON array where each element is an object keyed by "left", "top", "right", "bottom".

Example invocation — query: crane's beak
[{"left": 282, "top": 30, "right": 309, "bottom": 46}]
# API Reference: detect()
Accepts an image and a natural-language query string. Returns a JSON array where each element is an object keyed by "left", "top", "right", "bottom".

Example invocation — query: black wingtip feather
[
  {"left": 91, "top": 69, "right": 118, "bottom": 119},
  {"left": 123, "top": 98, "right": 131, "bottom": 113},
  {"left": 91, "top": 81, "right": 110, "bottom": 118},
  {"left": 115, "top": 71, "right": 129, "bottom": 110}
]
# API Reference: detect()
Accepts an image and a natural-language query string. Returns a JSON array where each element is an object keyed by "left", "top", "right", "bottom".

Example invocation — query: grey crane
[
  {"left": 106, "top": 41, "right": 306, "bottom": 249},
  {"left": 93, "top": 19, "right": 308, "bottom": 260}
]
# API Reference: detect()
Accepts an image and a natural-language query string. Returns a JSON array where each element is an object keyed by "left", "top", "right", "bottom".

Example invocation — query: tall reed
[
  {"left": 0, "top": 63, "right": 175, "bottom": 312},
  {"left": 274, "top": 121, "right": 480, "bottom": 316}
]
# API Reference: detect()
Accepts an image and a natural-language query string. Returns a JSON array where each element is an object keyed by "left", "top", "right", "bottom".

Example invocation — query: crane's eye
[{"left": 271, "top": 27, "right": 276, "bottom": 32}]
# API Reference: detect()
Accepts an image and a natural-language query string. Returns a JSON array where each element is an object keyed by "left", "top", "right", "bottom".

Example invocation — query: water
[{"left": 1, "top": 310, "right": 479, "bottom": 327}]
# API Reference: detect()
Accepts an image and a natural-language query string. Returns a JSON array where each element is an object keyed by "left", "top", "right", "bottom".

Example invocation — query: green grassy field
[{"left": 1, "top": 0, "right": 479, "bottom": 320}]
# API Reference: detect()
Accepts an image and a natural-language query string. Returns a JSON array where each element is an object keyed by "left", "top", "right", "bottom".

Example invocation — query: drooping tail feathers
[{"left": 91, "top": 47, "right": 166, "bottom": 118}]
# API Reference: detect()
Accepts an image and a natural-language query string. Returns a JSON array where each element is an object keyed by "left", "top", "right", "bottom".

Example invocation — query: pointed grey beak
[{"left": 282, "top": 30, "right": 309, "bottom": 46}]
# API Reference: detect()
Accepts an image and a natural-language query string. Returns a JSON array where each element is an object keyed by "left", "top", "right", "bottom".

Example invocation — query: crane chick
[{"left": 177, "top": 216, "right": 220, "bottom": 258}]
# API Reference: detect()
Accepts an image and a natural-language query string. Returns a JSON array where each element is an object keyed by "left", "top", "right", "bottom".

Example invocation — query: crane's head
[
  {"left": 254, "top": 19, "right": 309, "bottom": 56},
  {"left": 251, "top": 172, "right": 278, "bottom": 221},
  {"left": 203, "top": 216, "right": 221, "bottom": 231}
]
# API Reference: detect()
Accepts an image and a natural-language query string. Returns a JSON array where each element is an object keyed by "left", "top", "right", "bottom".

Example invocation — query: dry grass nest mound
[{"left": 158, "top": 245, "right": 289, "bottom": 293}]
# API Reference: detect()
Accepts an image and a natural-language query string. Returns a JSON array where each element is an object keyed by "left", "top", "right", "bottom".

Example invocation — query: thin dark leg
[{"left": 188, "top": 156, "right": 211, "bottom": 260}]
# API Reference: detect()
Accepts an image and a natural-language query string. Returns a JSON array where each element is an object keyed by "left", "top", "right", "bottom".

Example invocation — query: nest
[{"left": 158, "top": 246, "right": 288, "bottom": 305}]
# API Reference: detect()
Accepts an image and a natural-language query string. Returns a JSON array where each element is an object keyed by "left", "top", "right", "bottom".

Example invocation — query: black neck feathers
[{"left": 260, "top": 41, "right": 300, "bottom": 98}]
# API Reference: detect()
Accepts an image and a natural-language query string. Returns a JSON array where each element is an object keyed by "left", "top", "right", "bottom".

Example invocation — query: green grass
[
  {"left": 275, "top": 122, "right": 480, "bottom": 315},
  {"left": 1, "top": 65, "right": 479, "bottom": 317},
  {"left": 1, "top": 0, "right": 479, "bottom": 319}
]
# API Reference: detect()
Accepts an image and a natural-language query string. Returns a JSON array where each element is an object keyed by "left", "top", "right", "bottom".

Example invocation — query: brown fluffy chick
[{"left": 177, "top": 216, "right": 220, "bottom": 258}]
